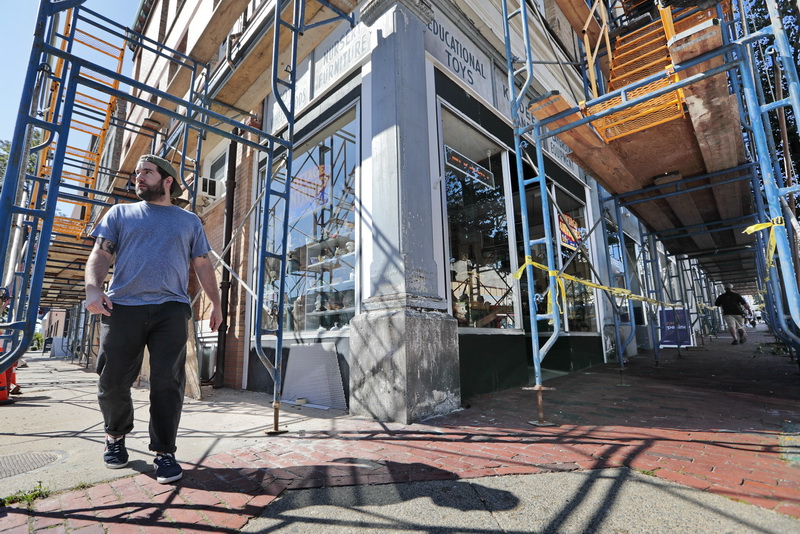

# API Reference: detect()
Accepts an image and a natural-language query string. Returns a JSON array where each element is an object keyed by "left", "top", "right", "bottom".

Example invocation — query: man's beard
[{"left": 136, "top": 178, "right": 167, "bottom": 201}]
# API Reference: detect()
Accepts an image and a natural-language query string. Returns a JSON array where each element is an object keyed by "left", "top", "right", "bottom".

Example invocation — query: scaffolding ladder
[{"left": 0, "top": 0, "right": 286, "bottom": 376}]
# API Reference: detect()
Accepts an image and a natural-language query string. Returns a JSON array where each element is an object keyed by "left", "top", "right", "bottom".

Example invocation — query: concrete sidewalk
[{"left": 2, "top": 323, "right": 800, "bottom": 532}]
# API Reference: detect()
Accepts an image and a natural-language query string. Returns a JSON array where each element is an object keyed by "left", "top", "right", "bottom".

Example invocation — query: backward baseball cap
[{"left": 138, "top": 154, "right": 182, "bottom": 198}]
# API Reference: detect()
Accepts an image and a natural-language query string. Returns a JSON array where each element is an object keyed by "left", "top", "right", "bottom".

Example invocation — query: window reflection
[
  {"left": 258, "top": 108, "right": 358, "bottom": 334},
  {"left": 443, "top": 132, "right": 515, "bottom": 329},
  {"left": 555, "top": 187, "right": 596, "bottom": 332}
]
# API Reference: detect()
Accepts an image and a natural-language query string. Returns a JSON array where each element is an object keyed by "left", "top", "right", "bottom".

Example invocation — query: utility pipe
[{"left": 214, "top": 130, "right": 238, "bottom": 389}]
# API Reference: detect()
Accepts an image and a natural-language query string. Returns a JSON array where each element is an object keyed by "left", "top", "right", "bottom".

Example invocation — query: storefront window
[
  {"left": 608, "top": 233, "right": 644, "bottom": 324},
  {"left": 512, "top": 182, "right": 550, "bottom": 332},
  {"left": 441, "top": 107, "right": 516, "bottom": 329},
  {"left": 555, "top": 186, "right": 597, "bottom": 332},
  {"left": 257, "top": 108, "right": 358, "bottom": 334}
]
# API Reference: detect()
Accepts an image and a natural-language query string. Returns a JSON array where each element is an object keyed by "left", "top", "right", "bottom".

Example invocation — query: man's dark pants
[{"left": 97, "top": 301, "right": 190, "bottom": 454}]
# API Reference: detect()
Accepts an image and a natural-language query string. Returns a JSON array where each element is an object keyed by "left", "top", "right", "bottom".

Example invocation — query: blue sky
[{"left": 0, "top": 0, "right": 141, "bottom": 142}]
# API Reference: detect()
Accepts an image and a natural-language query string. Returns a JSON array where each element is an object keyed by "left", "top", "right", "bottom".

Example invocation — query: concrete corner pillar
[
  {"left": 349, "top": 309, "right": 459, "bottom": 424},
  {"left": 350, "top": 0, "right": 459, "bottom": 423}
]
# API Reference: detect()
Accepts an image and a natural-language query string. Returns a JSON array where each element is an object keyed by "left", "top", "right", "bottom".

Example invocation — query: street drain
[{"left": 0, "top": 452, "right": 60, "bottom": 479}]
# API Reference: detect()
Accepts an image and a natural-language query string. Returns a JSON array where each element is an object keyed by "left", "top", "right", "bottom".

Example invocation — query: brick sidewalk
[{"left": 2, "top": 327, "right": 799, "bottom": 532}]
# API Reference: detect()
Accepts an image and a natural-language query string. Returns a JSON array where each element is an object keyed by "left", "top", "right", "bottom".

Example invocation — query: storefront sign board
[
  {"left": 268, "top": 55, "right": 312, "bottom": 134},
  {"left": 559, "top": 213, "right": 581, "bottom": 250},
  {"left": 426, "top": 10, "right": 493, "bottom": 104},
  {"left": 658, "top": 309, "right": 693, "bottom": 347},
  {"left": 494, "top": 66, "right": 581, "bottom": 179},
  {"left": 314, "top": 21, "right": 370, "bottom": 96},
  {"left": 267, "top": 20, "right": 369, "bottom": 134}
]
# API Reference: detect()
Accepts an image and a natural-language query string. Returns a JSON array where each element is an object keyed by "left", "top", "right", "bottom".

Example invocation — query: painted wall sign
[
  {"left": 267, "top": 20, "right": 369, "bottom": 134},
  {"left": 494, "top": 67, "right": 582, "bottom": 179},
  {"left": 426, "top": 10, "right": 493, "bottom": 103},
  {"left": 314, "top": 21, "right": 370, "bottom": 96},
  {"left": 268, "top": 56, "right": 312, "bottom": 134},
  {"left": 495, "top": 64, "right": 536, "bottom": 131},
  {"left": 543, "top": 135, "right": 581, "bottom": 177}
]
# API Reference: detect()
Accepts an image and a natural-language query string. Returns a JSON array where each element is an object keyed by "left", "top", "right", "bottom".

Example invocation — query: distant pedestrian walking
[{"left": 714, "top": 283, "right": 751, "bottom": 345}]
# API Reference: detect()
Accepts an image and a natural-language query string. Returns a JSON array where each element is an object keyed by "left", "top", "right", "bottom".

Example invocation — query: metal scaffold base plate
[{"left": 527, "top": 420, "right": 558, "bottom": 427}]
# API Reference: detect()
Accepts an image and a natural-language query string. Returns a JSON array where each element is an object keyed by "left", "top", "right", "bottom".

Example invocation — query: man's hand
[
  {"left": 85, "top": 238, "right": 115, "bottom": 316},
  {"left": 208, "top": 303, "right": 222, "bottom": 332},
  {"left": 192, "top": 254, "right": 223, "bottom": 331},
  {"left": 85, "top": 287, "right": 113, "bottom": 316}
]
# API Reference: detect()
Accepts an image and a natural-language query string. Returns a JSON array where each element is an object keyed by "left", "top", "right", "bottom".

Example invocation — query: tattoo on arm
[{"left": 96, "top": 238, "right": 117, "bottom": 255}]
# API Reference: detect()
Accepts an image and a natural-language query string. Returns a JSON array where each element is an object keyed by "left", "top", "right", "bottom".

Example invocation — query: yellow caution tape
[
  {"left": 696, "top": 301, "right": 716, "bottom": 311},
  {"left": 546, "top": 270, "right": 566, "bottom": 323},
  {"left": 743, "top": 217, "right": 785, "bottom": 280},
  {"left": 512, "top": 256, "right": 544, "bottom": 279},
  {"left": 512, "top": 254, "right": 679, "bottom": 310}
]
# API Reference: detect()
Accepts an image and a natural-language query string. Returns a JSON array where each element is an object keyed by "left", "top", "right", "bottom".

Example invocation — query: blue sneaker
[
  {"left": 103, "top": 435, "right": 129, "bottom": 469},
  {"left": 154, "top": 453, "right": 183, "bottom": 484}
]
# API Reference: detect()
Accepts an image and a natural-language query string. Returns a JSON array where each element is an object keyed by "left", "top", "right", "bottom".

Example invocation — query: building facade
[{"left": 120, "top": 0, "right": 673, "bottom": 423}]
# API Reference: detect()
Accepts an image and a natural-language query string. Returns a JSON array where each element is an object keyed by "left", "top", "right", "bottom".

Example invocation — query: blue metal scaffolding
[
  {"left": 0, "top": 0, "right": 355, "bottom": 430},
  {"left": 0, "top": 4, "right": 252, "bottom": 367},
  {"left": 500, "top": 0, "right": 800, "bottom": 415}
]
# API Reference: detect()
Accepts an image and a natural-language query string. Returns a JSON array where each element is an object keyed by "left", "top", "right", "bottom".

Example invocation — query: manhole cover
[{"left": 0, "top": 452, "right": 60, "bottom": 479}]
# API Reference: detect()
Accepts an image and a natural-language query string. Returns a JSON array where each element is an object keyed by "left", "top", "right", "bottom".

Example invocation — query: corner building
[{"left": 125, "top": 0, "right": 629, "bottom": 423}]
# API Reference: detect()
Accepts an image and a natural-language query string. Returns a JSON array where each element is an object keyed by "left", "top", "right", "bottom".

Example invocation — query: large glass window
[
  {"left": 608, "top": 233, "right": 646, "bottom": 325},
  {"left": 513, "top": 172, "right": 597, "bottom": 334},
  {"left": 555, "top": 186, "right": 597, "bottom": 332},
  {"left": 512, "top": 181, "right": 549, "bottom": 331},
  {"left": 441, "top": 107, "right": 516, "bottom": 329},
  {"left": 256, "top": 108, "right": 358, "bottom": 335}
]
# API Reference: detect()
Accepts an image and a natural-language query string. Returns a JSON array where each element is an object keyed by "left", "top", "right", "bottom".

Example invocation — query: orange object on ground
[{"left": 0, "top": 363, "right": 17, "bottom": 404}]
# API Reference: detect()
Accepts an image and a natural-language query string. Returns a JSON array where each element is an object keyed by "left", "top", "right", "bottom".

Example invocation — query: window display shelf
[
  {"left": 305, "top": 258, "right": 341, "bottom": 273},
  {"left": 304, "top": 235, "right": 353, "bottom": 253},
  {"left": 304, "top": 252, "right": 355, "bottom": 273},
  {"left": 306, "top": 279, "right": 355, "bottom": 294},
  {"left": 307, "top": 307, "right": 355, "bottom": 317}
]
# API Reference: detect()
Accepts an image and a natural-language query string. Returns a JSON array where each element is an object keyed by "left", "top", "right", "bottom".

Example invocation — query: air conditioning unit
[{"left": 198, "top": 176, "right": 221, "bottom": 200}]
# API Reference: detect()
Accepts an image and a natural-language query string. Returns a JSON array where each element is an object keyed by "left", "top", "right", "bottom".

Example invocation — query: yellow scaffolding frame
[
  {"left": 31, "top": 8, "right": 126, "bottom": 240},
  {"left": 582, "top": 6, "right": 721, "bottom": 143}
]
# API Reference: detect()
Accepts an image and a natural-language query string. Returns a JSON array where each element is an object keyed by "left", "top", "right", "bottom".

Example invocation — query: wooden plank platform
[
  {"left": 668, "top": 18, "right": 751, "bottom": 246},
  {"left": 553, "top": 0, "right": 609, "bottom": 81},
  {"left": 653, "top": 172, "right": 718, "bottom": 250},
  {"left": 527, "top": 8, "right": 760, "bottom": 289},
  {"left": 669, "top": 19, "right": 745, "bottom": 173},
  {"left": 554, "top": 0, "right": 603, "bottom": 48},
  {"left": 528, "top": 86, "right": 754, "bottom": 265}
]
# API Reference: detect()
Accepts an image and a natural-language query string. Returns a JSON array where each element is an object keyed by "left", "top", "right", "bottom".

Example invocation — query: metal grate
[
  {"left": 613, "top": 37, "right": 667, "bottom": 70},
  {"left": 0, "top": 452, "right": 60, "bottom": 479},
  {"left": 610, "top": 58, "right": 672, "bottom": 90},
  {"left": 585, "top": 78, "right": 684, "bottom": 142}
]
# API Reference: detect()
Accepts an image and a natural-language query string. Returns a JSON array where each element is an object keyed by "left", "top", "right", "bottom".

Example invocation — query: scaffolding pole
[
  {"left": 250, "top": 0, "right": 355, "bottom": 434},
  {"left": 0, "top": 0, "right": 283, "bottom": 374},
  {"left": 501, "top": 0, "right": 561, "bottom": 426}
]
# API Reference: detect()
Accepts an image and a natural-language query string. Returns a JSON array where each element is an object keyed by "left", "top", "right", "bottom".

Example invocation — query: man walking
[
  {"left": 714, "top": 283, "right": 751, "bottom": 346},
  {"left": 85, "top": 154, "right": 221, "bottom": 484}
]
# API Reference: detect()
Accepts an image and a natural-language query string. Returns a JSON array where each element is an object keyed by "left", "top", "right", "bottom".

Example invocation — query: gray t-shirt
[{"left": 91, "top": 201, "right": 211, "bottom": 306}]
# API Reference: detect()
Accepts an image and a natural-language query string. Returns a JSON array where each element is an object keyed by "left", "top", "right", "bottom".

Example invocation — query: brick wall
[{"left": 194, "top": 130, "right": 257, "bottom": 389}]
